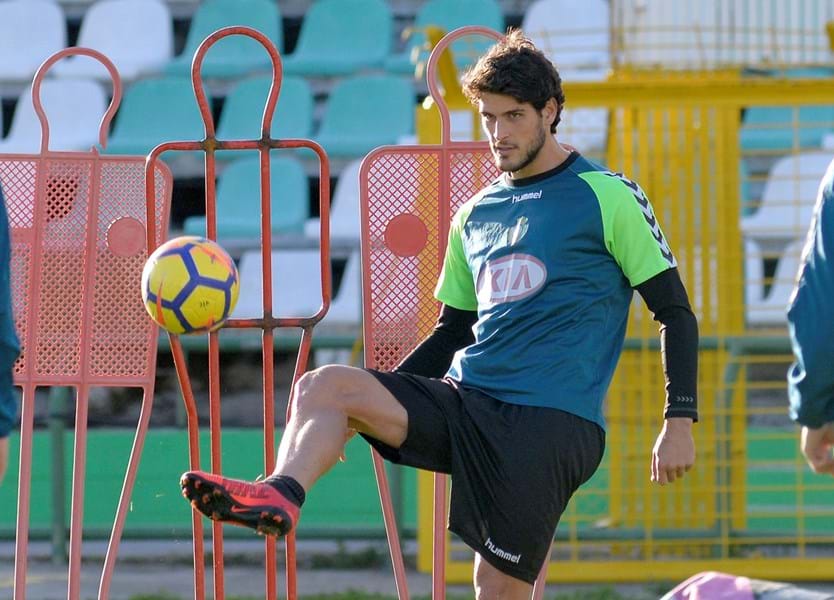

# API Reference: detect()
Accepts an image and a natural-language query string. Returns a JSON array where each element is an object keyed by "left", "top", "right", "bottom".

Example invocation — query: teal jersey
[{"left": 435, "top": 153, "right": 676, "bottom": 429}]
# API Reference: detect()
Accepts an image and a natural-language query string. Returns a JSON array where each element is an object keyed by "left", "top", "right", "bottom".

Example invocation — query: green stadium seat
[
  {"left": 182, "top": 155, "right": 309, "bottom": 242},
  {"left": 315, "top": 74, "right": 415, "bottom": 158},
  {"left": 104, "top": 76, "right": 207, "bottom": 156},
  {"left": 385, "top": 0, "right": 504, "bottom": 74},
  {"left": 282, "top": 0, "right": 392, "bottom": 76},
  {"left": 165, "top": 0, "right": 282, "bottom": 79},
  {"left": 215, "top": 75, "right": 313, "bottom": 161}
]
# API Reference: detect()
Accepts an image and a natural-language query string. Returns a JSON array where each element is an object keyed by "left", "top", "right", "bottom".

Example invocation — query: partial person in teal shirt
[
  {"left": 0, "top": 182, "right": 21, "bottom": 485},
  {"left": 788, "top": 156, "right": 834, "bottom": 476}
]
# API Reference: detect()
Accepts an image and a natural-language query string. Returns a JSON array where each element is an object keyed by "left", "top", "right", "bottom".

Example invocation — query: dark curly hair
[{"left": 461, "top": 29, "right": 565, "bottom": 133}]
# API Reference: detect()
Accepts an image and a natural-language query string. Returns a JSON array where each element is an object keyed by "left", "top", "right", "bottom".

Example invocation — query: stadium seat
[
  {"left": 740, "top": 151, "right": 833, "bottom": 250},
  {"left": 182, "top": 155, "right": 309, "bottom": 242},
  {"left": 165, "top": 0, "right": 282, "bottom": 79},
  {"left": 385, "top": 0, "right": 504, "bottom": 74},
  {"left": 315, "top": 74, "right": 414, "bottom": 158},
  {"left": 103, "top": 76, "right": 206, "bottom": 156},
  {"left": 0, "top": 79, "right": 107, "bottom": 153},
  {"left": 232, "top": 249, "right": 324, "bottom": 319},
  {"left": 282, "top": 0, "right": 392, "bottom": 76},
  {"left": 744, "top": 237, "right": 803, "bottom": 327},
  {"left": 739, "top": 105, "right": 834, "bottom": 154},
  {"left": 321, "top": 251, "right": 361, "bottom": 328},
  {"left": 52, "top": 0, "right": 173, "bottom": 82},
  {"left": 304, "top": 157, "right": 361, "bottom": 244},
  {"left": 522, "top": 0, "right": 610, "bottom": 70},
  {"left": 0, "top": 0, "right": 67, "bottom": 82},
  {"left": 216, "top": 75, "right": 313, "bottom": 159},
  {"left": 312, "top": 250, "right": 363, "bottom": 365}
]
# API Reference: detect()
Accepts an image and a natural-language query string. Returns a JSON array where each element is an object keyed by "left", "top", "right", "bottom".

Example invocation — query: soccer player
[
  {"left": 0, "top": 183, "right": 20, "bottom": 486},
  {"left": 787, "top": 156, "right": 834, "bottom": 476},
  {"left": 181, "top": 30, "right": 698, "bottom": 598}
]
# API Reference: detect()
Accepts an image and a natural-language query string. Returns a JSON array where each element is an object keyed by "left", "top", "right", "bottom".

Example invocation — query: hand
[
  {"left": 800, "top": 423, "right": 834, "bottom": 475},
  {"left": 651, "top": 418, "right": 695, "bottom": 485},
  {"left": 0, "top": 436, "right": 8, "bottom": 486},
  {"left": 338, "top": 428, "right": 357, "bottom": 462}
]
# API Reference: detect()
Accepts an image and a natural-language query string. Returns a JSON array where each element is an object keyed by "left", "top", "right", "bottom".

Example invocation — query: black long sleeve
[
  {"left": 394, "top": 304, "right": 477, "bottom": 378},
  {"left": 634, "top": 268, "right": 699, "bottom": 422}
]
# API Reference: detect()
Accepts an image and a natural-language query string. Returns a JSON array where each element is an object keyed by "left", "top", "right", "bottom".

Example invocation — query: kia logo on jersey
[{"left": 476, "top": 254, "right": 547, "bottom": 305}]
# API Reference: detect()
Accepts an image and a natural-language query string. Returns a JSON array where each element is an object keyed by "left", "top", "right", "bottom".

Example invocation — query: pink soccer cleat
[{"left": 180, "top": 470, "right": 299, "bottom": 537}]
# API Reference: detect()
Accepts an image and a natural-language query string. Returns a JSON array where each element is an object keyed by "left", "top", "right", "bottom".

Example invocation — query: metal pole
[{"left": 48, "top": 386, "right": 69, "bottom": 565}]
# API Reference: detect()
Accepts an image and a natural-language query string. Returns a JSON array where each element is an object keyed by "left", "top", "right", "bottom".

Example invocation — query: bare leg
[
  {"left": 473, "top": 553, "right": 533, "bottom": 600},
  {"left": 274, "top": 365, "right": 408, "bottom": 490},
  {"left": 180, "top": 365, "right": 408, "bottom": 536}
]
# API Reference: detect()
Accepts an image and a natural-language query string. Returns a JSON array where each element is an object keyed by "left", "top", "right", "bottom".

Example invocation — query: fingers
[
  {"left": 801, "top": 426, "right": 834, "bottom": 476},
  {"left": 651, "top": 452, "right": 659, "bottom": 483},
  {"left": 651, "top": 460, "right": 693, "bottom": 486},
  {"left": 804, "top": 449, "right": 834, "bottom": 475},
  {"left": 338, "top": 428, "right": 358, "bottom": 463}
]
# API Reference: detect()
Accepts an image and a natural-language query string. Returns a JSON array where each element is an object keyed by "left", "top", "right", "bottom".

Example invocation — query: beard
[{"left": 493, "top": 124, "right": 548, "bottom": 173}]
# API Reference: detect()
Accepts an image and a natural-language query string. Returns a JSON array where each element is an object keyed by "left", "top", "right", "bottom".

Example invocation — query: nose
[{"left": 490, "top": 119, "right": 506, "bottom": 142}]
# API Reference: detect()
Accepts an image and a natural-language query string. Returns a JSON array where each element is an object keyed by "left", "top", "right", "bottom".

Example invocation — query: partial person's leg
[
  {"left": 474, "top": 553, "right": 533, "bottom": 600},
  {"left": 181, "top": 365, "right": 408, "bottom": 535},
  {"left": 274, "top": 364, "right": 408, "bottom": 489}
]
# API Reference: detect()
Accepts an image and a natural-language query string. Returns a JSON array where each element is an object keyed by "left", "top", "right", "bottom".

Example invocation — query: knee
[
  {"left": 474, "top": 573, "right": 515, "bottom": 600},
  {"left": 474, "top": 558, "right": 531, "bottom": 600},
  {"left": 294, "top": 365, "right": 360, "bottom": 411}
]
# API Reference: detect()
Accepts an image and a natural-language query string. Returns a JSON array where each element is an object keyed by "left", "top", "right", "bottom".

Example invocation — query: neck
[{"left": 508, "top": 137, "right": 573, "bottom": 180}]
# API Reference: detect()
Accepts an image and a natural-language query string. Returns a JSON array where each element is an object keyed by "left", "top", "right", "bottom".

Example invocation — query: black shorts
[{"left": 361, "top": 370, "right": 605, "bottom": 584}]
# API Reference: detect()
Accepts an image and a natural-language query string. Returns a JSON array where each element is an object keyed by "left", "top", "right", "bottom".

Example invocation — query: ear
[{"left": 541, "top": 98, "right": 558, "bottom": 128}]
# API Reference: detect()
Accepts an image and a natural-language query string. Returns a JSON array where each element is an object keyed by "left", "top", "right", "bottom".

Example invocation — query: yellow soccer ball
[{"left": 141, "top": 236, "right": 240, "bottom": 334}]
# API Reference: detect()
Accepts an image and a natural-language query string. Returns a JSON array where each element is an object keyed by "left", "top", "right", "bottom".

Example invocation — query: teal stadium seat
[
  {"left": 385, "top": 0, "right": 504, "bottom": 74},
  {"left": 165, "top": 0, "right": 282, "bottom": 79},
  {"left": 282, "top": 0, "right": 392, "bottom": 77},
  {"left": 104, "top": 76, "right": 206, "bottom": 156},
  {"left": 182, "top": 155, "right": 309, "bottom": 242},
  {"left": 740, "top": 69, "right": 834, "bottom": 154},
  {"left": 215, "top": 75, "right": 313, "bottom": 161},
  {"left": 315, "top": 75, "right": 414, "bottom": 158},
  {"left": 739, "top": 105, "right": 834, "bottom": 153}
]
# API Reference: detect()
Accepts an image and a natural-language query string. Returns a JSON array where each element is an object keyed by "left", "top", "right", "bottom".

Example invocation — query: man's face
[{"left": 478, "top": 92, "right": 550, "bottom": 176}]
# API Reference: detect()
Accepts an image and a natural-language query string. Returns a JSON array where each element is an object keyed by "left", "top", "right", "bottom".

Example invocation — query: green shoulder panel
[
  {"left": 434, "top": 197, "right": 478, "bottom": 310},
  {"left": 579, "top": 171, "right": 677, "bottom": 287}
]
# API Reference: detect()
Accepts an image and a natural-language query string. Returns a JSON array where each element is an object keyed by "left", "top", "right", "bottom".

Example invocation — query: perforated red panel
[
  {"left": 0, "top": 156, "right": 172, "bottom": 385},
  {"left": 362, "top": 145, "right": 499, "bottom": 371}
]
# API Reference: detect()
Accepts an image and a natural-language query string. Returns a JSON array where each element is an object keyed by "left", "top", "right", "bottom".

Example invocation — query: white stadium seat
[{"left": 53, "top": 0, "right": 173, "bottom": 82}]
